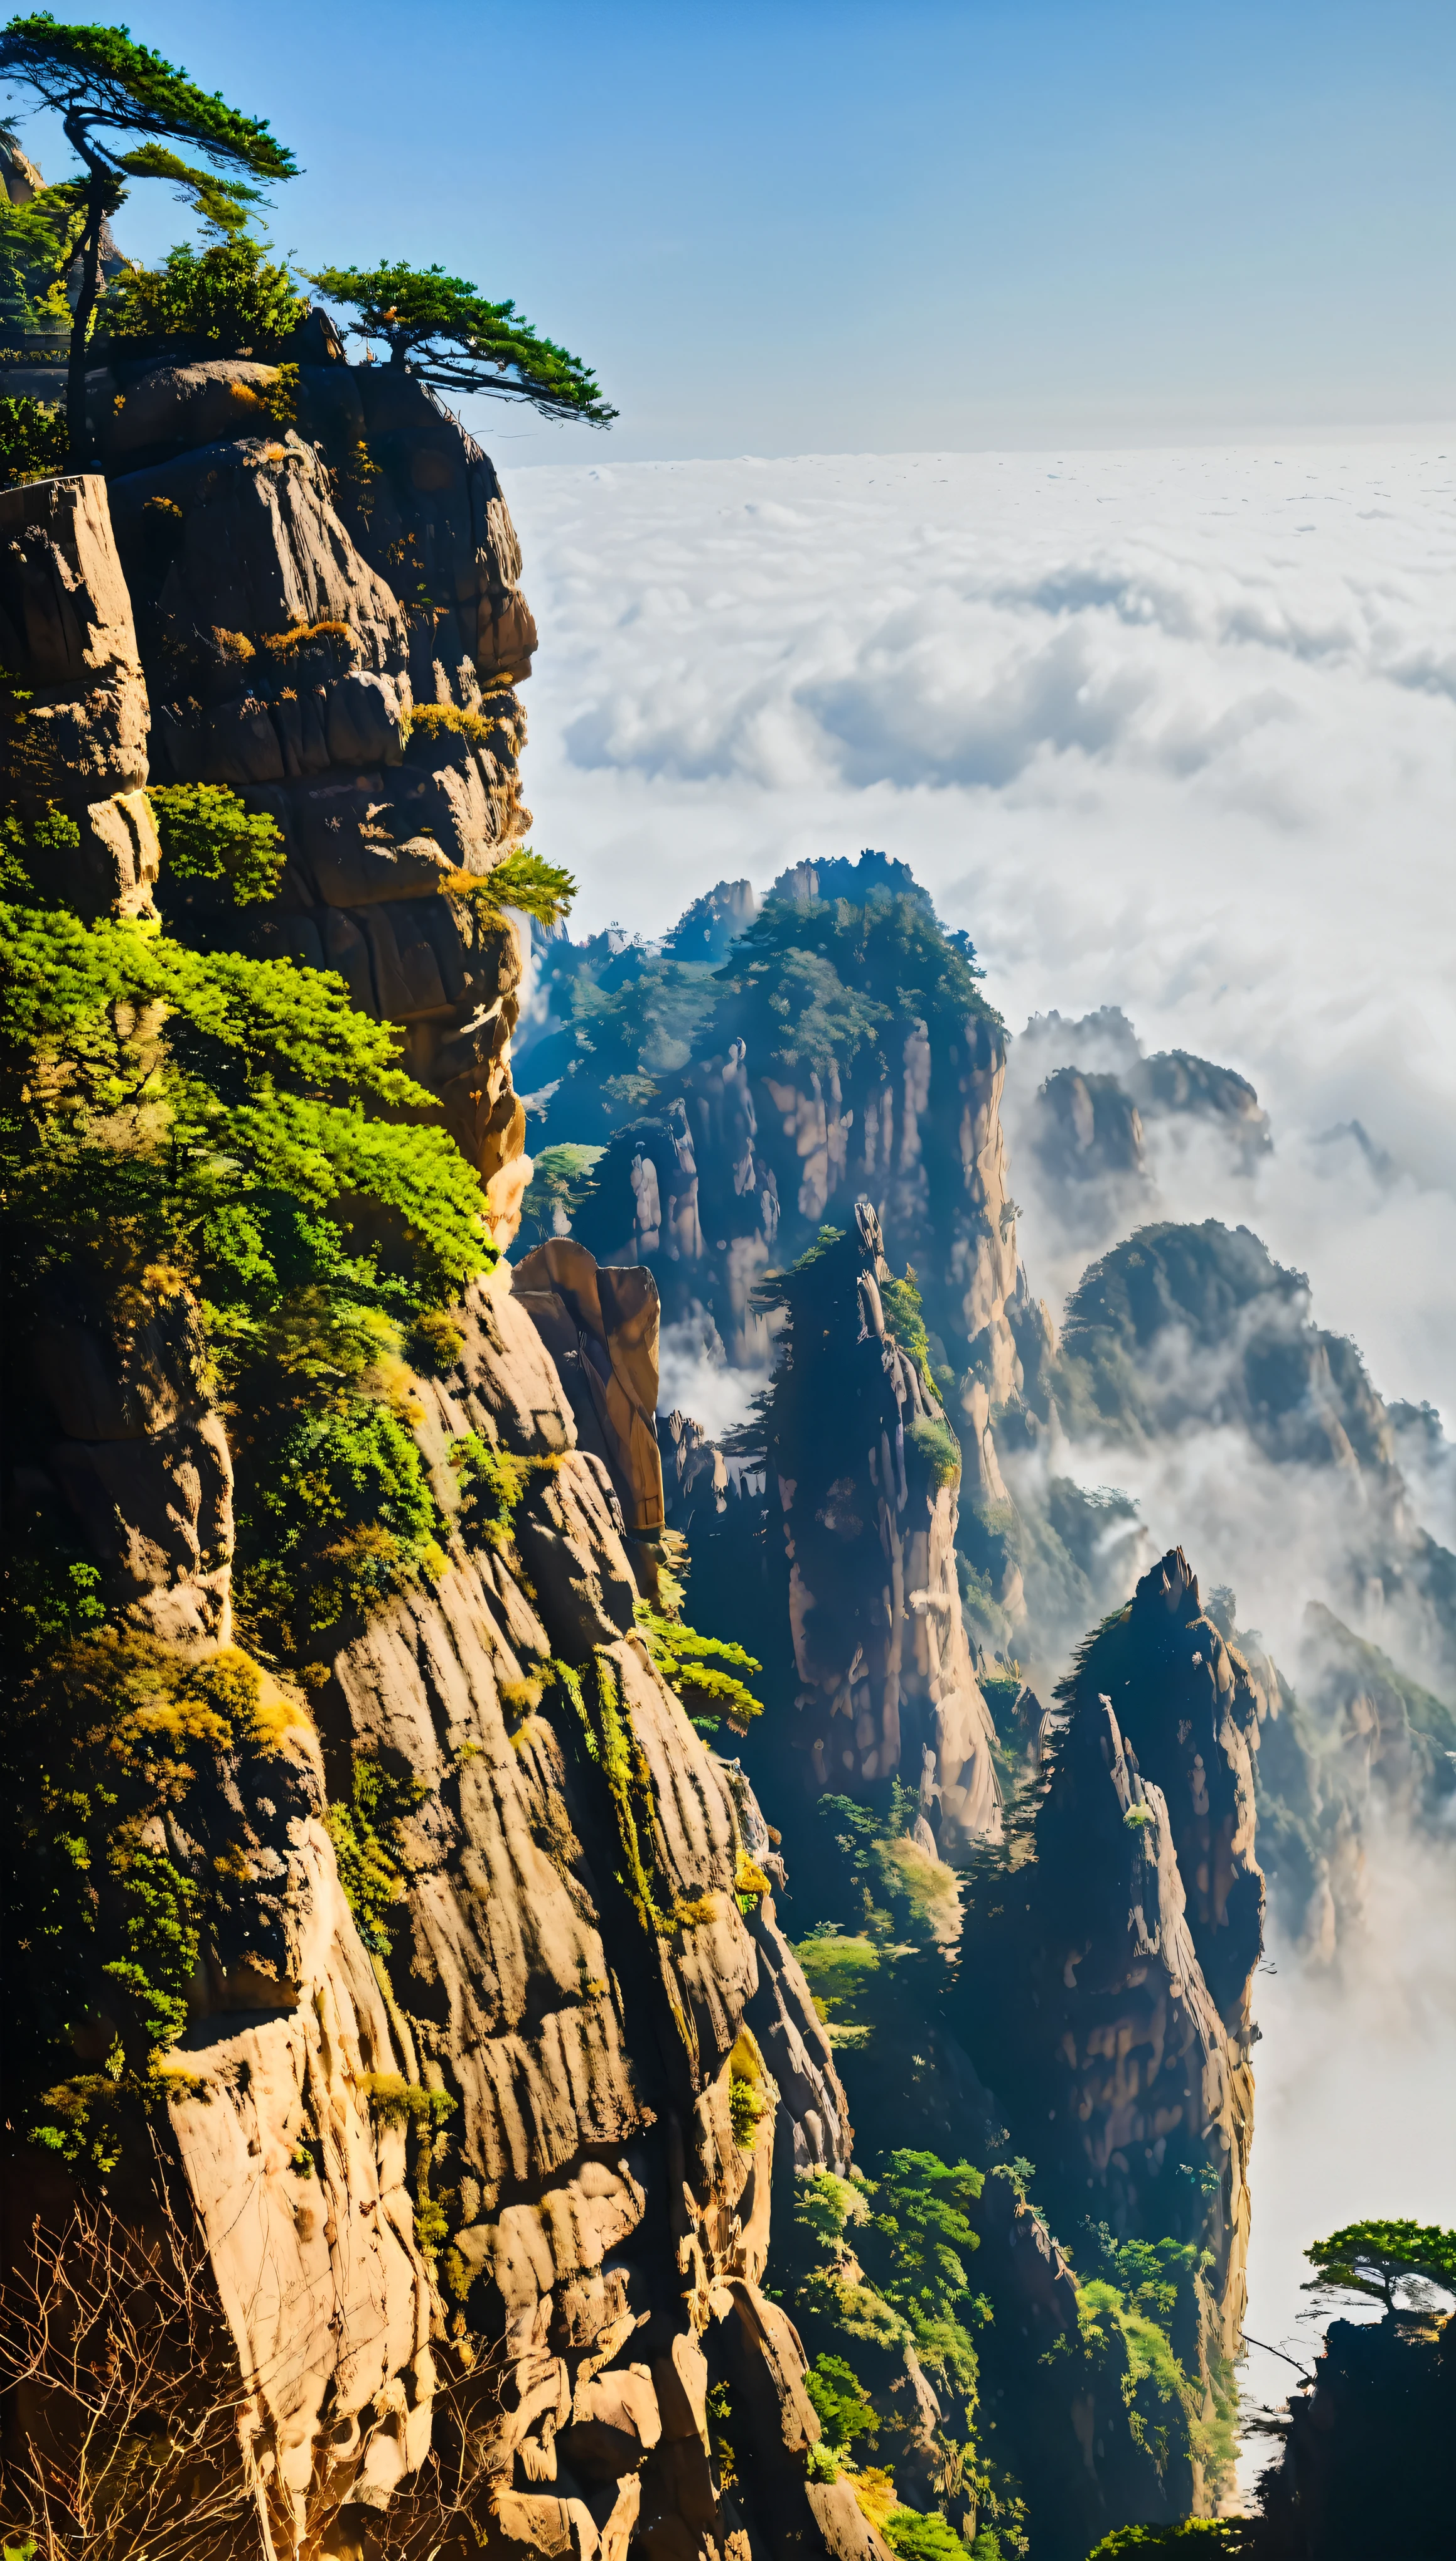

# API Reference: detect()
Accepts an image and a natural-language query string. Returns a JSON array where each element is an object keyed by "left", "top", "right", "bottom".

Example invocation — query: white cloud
[
  {"left": 1239, "top": 1812, "right": 1456, "bottom": 2490},
  {"left": 504, "top": 445, "right": 1456, "bottom": 2446},
  {"left": 508, "top": 443, "right": 1456, "bottom": 1420},
  {"left": 656, "top": 1307, "right": 763, "bottom": 1444}
]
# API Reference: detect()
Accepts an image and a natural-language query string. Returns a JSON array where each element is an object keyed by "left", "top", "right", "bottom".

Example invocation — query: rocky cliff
[
  {"left": 0, "top": 367, "right": 878, "bottom": 2561},
  {"left": 535, "top": 853, "right": 1023, "bottom": 1411}
]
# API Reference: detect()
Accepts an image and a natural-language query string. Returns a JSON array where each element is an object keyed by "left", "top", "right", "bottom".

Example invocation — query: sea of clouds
[
  {"left": 510, "top": 442, "right": 1456, "bottom": 1419},
  {"left": 506, "top": 443, "right": 1456, "bottom": 2466}
]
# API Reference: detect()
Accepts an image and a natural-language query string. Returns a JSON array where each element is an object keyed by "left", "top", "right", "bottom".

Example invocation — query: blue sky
[{"left": 7, "top": 2, "right": 1453, "bottom": 459}]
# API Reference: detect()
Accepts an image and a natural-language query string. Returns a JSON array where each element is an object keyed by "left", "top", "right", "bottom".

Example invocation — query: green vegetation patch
[
  {"left": 149, "top": 781, "right": 286, "bottom": 908},
  {"left": 326, "top": 1754, "right": 427, "bottom": 1954},
  {"left": 0, "top": 391, "right": 68, "bottom": 484},
  {"left": 1, "top": 1631, "right": 305, "bottom": 2154}
]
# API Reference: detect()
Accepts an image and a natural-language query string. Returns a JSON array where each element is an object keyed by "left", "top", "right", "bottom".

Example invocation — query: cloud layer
[
  {"left": 508, "top": 445, "right": 1456, "bottom": 2423},
  {"left": 510, "top": 443, "right": 1456, "bottom": 1419}
]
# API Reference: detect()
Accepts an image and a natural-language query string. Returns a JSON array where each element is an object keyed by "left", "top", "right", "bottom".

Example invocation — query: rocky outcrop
[
  {"left": 1, "top": 352, "right": 881, "bottom": 2561},
  {"left": 723, "top": 1761, "right": 853, "bottom": 2177},
  {"left": 512, "top": 1239, "right": 666, "bottom": 1537},
  {"left": 0, "top": 471, "right": 159, "bottom": 916},
  {"left": 660, "top": 1409, "right": 731, "bottom": 1532},
  {"left": 99, "top": 1255, "right": 858, "bottom": 2561},
  {"left": 166, "top": 1720, "right": 439, "bottom": 2557},
  {"left": 0, "top": 338, "right": 540, "bottom": 1239},
  {"left": 560, "top": 854, "right": 1023, "bottom": 1404},
  {"left": 1255, "top": 2309, "right": 1455, "bottom": 2560},
  {"left": 752, "top": 1202, "right": 1002, "bottom": 1852},
  {"left": 28, "top": 1284, "right": 233, "bottom": 1645},
  {"left": 965, "top": 1547, "right": 1263, "bottom": 2430},
  {"left": 1044, "top": 1220, "right": 1456, "bottom": 1694}
]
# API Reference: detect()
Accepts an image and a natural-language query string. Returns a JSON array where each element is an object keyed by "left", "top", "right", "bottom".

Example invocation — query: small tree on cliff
[
  {"left": 306, "top": 259, "right": 616, "bottom": 422},
  {"left": 1303, "top": 2220, "right": 1456, "bottom": 2318},
  {"left": 0, "top": 14, "right": 297, "bottom": 453}
]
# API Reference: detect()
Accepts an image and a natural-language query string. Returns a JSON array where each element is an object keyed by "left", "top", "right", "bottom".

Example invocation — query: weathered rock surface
[
  {"left": 963, "top": 1546, "right": 1262, "bottom": 2430},
  {"left": 561, "top": 854, "right": 1022, "bottom": 1403},
  {"left": 28, "top": 1286, "right": 234, "bottom": 1643},
  {"left": 167, "top": 1724, "right": 438, "bottom": 2556},
  {"left": 121, "top": 1259, "right": 864, "bottom": 2560},
  {"left": 714, "top": 1201, "right": 1002, "bottom": 1851},
  {"left": 0, "top": 471, "right": 159, "bottom": 915},
  {"left": 513, "top": 1240, "right": 666, "bottom": 1535},
  {"left": 77, "top": 358, "right": 539, "bottom": 1238}
]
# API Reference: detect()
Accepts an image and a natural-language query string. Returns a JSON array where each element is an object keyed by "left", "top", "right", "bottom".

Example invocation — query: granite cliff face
[
  {"left": 6, "top": 331, "right": 538, "bottom": 1241},
  {"left": 0, "top": 370, "right": 877, "bottom": 2561},
  {"left": 10, "top": 297, "right": 1450, "bottom": 2561},
  {"left": 0, "top": 468, "right": 159, "bottom": 915},
  {"left": 693, "top": 1202, "right": 1002, "bottom": 1855},
  {"left": 164, "top": 1260, "right": 868, "bottom": 2561}
]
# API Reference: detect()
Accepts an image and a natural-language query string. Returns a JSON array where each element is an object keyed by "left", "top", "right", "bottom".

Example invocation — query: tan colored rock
[
  {"left": 31, "top": 1289, "right": 233, "bottom": 1643},
  {"left": 0, "top": 471, "right": 156, "bottom": 917},
  {"left": 97, "top": 358, "right": 291, "bottom": 464},
  {"left": 513, "top": 1240, "right": 667, "bottom": 1535},
  {"left": 168, "top": 1818, "right": 434, "bottom": 2559}
]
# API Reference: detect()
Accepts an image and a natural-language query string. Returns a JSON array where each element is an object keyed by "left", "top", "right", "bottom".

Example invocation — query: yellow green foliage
[
  {"left": 3, "top": 1629, "right": 308, "bottom": 2147},
  {"left": 326, "top": 1755, "right": 426, "bottom": 1954},
  {"left": 259, "top": 615, "right": 358, "bottom": 658},
  {"left": 635, "top": 1596, "right": 764, "bottom": 1738},
  {"left": 451, "top": 1432, "right": 562, "bottom": 1553},
  {"left": 439, "top": 846, "right": 577, "bottom": 933},
  {"left": 149, "top": 780, "right": 286, "bottom": 906}
]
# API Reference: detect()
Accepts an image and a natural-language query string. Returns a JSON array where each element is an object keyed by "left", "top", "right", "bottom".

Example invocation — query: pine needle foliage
[
  {"left": 1303, "top": 2220, "right": 1456, "bottom": 2315},
  {"left": 0, "top": 899, "right": 492, "bottom": 1318},
  {"left": 0, "top": 15, "right": 297, "bottom": 448},
  {"left": 306, "top": 257, "right": 615, "bottom": 422},
  {"left": 442, "top": 846, "right": 577, "bottom": 933},
  {"left": 149, "top": 780, "right": 286, "bottom": 906}
]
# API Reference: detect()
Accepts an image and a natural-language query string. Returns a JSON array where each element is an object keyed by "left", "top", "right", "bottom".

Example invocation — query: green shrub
[
  {"left": 240, "top": 1400, "right": 444, "bottom": 1656},
  {"left": 730, "top": 2075, "right": 765, "bottom": 2148},
  {"left": 1, "top": 1631, "right": 299, "bottom": 2128},
  {"left": 908, "top": 1410, "right": 961, "bottom": 1490},
  {"left": 259, "top": 615, "right": 358, "bottom": 660},
  {"left": 451, "top": 1432, "right": 561, "bottom": 1554},
  {"left": 442, "top": 846, "right": 577, "bottom": 933},
  {"left": 0, "top": 391, "right": 68, "bottom": 484},
  {"left": 883, "top": 2510, "right": 970, "bottom": 2561},
  {"left": 325, "top": 1755, "right": 426, "bottom": 1953},
  {"left": 793, "top": 1929, "right": 882, "bottom": 2019},
  {"left": 356, "top": 2072, "right": 454, "bottom": 2134},
  {"left": 806, "top": 2352, "right": 880, "bottom": 2452},
  {"left": 149, "top": 781, "right": 286, "bottom": 906},
  {"left": 635, "top": 1597, "right": 764, "bottom": 1737},
  {"left": 0, "top": 805, "right": 82, "bottom": 901},
  {"left": 0, "top": 180, "right": 85, "bottom": 343},
  {"left": 104, "top": 235, "right": 306, "bottom": 346},
  {"left": 410, "top": 1305, "right": 466, "bottom": 1372},
  {"left": 404, "top": 701, "right": 501, "bottom": 751}
]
